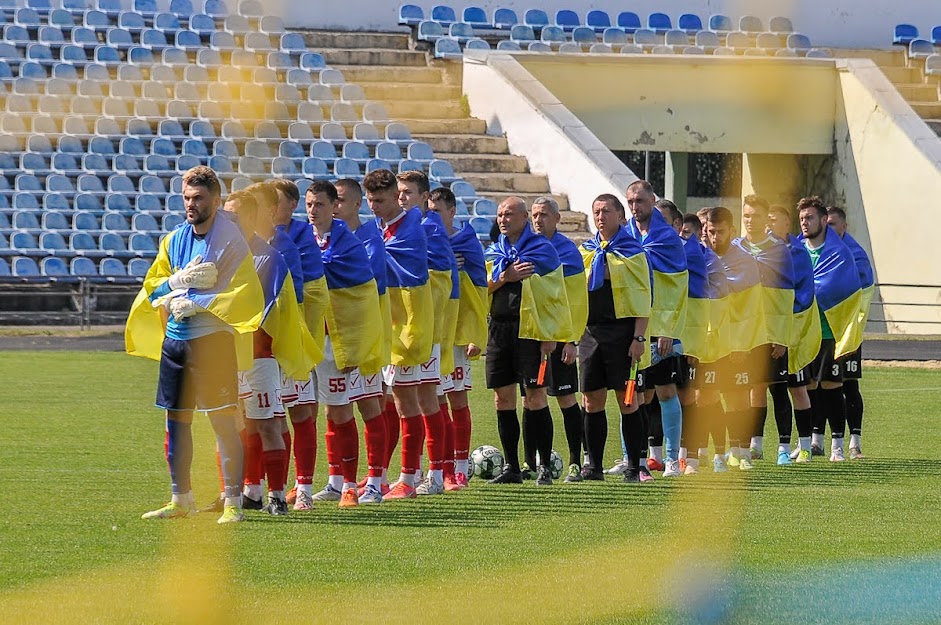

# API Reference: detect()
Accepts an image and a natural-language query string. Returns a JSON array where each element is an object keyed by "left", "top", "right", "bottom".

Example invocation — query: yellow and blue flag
[
  {"left": 550, "top": 231, "right": 588, "bottom": 343},
  {"left": 843, "top": 232, "right": 874, "bottom": 349},
  {"left": 486, "top": 223, "right": 573, "bottom": 342},
  {"left": 354, "top": 219, "right": 391, "bottom": 374},
  {"left": 450, "top": 223, "right": 489, "bottom": 352},
  {"left": 701, "top": 245, "right": 731, "bottom": 363},
  {"left": 579, "top": 224, "right": 651, "bottom": 320},
  {"left": 286, "top": 219, "right": 328, "bottom": 358},
  {"left": 801, "top": 227, "right": 863, "bottom": 358},
  {"left": 421, "top": 209, "right": 458, "bottom": 373},
  {"left": 733, "top": 236, "right": 795, "bottom": 348},
  {"left": 383, "top": 209, "right": 434, "bottom": 366},
  {"left": 683, "top": 235, "right": 710, "bottom": 361},
  {"left": 782, "top": 234, "right": 821, "bottom": 373},
  {"left": 716, "top": 243, "right": 764, "bottom": 353}
]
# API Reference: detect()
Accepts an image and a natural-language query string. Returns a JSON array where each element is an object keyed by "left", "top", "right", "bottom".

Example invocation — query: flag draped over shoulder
[
  {"left": 785, "top": 234, "right": 821, "bottom": 373},
  {"left": 450, "top": 223, "right": 489, "bottom": 351},
  {"left": 486, "top": 223, "right": 573, "bottom": 342},
  {"left": 421, "top": 210, "right": 457, "bottom": 373},
  {"left": 288, "top": 215, "right": 328, "bottom": 360},
  {"left": 717, "top": 244, "right": 763, "bottom": 353},
  {"left": 625, "top": 209, "right": 688, "bottom": 341},
  {"left": 683, "top": 235, "right": 710, "bottom": 361},
  {"left": 579, "top": 225, "right": 651, "bottom": 320},
  {"left": 843, "top": 232, "right": 874, "bottom": 349},
  {"left": 125, "top": 215, "right": 263, "bottom": 361},
  {"left": 250, "top": 236, "right": 321, "bottom": 378},
  {"left": 733, "top": 237, "right": 795, "bottom": 348},
  {"left": 321, "top": 219, "right": 382, "bottom": 371},
  {"left": 551, "top": 231, "right": 588, "bottom": 343},
  {"left": 383, "top": 209, "right": 433, "bottom": 366},
  {"left": 701, "top": 245, "right": 731, "bottom": 363},
  {"left": 801, "top": 227, "right": 863, "bottom": 358},
  {"left": 355, "top": 220, "right": 391, "bottom": 374}
]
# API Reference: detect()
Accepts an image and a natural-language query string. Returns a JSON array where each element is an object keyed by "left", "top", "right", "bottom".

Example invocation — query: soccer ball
[
  {"left": 471, "top": 445, "right": 504, "bottom": 479},
  {"left": 535, "top": 449, "right": 565, "bottom": 480}
]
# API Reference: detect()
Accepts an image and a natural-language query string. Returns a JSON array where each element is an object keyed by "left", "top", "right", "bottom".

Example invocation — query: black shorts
[
  {"left": 548, "top": 342, "right": 578, "bottom": 397},
  {"left": 788, "top": 365, "right": 811, "bottom": 388},
  {"left": 810, "top": 338, "right": 842, "bottom": 384},
  {"left": 691, "top": 357, "right": 723, "bottom": 391},
  {"left": 157, "top": 331, "right": 239, "bottom": 412},
  {"left": 748, "top": 344, "right": 789, "bottom": 386},
  {"left": 577, "top": 321, "right": 636, "bottom": 393},
  {"left": 726, "top": 353, "right": 753, "bottom": 390},
  {"left": 839, "top": 347, "right": 862, "bottom": 380},
  {"left": 485, "top": 319, "right": 544, "bottom": 389},
  {"left": 643, "top": 354, "right": 685, "bottom": 389}
]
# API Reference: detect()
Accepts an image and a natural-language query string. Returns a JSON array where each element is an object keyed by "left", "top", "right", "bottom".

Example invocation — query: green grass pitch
[{"left": 1, "top": 351, "right": 940, "bottom": 624}]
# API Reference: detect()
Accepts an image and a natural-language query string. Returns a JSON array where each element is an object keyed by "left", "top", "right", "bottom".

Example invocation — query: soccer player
[
  {"left": 768, "top": 205, "right": 821, "bottom": 464},
  {"left": 396, "top": 170, "right": 455, "bottom": 496},
  {"left": 307, "top": 180, "right": 384, "bottom": 508},
  {"left": 428, "top": 187, "right": 489, "bottom": 490},
  {"left": 530, "top": 197, "right": 588, "bottom": 483},
  {"left": 579, "top": 194, "right": 651, "bottom": 483},
  {"left": 798, "top": 197, "right": 863, "bottom": 462},
  {"left": 827, "top": 206, "right": 874, "bottom": 459},
  {"left": 126, "top": 166, "right": 263, "bottom": 524},
  {"left": 364, "top": 169, "right": 434, "bottom": 500},
  {"left": 486, "top": 197, "right": 573, "bottom": 485},
  {"left": 625, "top": 181, "right": 688, "bottom": 478}
]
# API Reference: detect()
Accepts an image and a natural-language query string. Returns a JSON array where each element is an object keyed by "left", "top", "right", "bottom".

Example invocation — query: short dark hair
[
  {"left": 655, "top": 198, "right": 682, "bottom": 223},
  {"left": 182, "top": 165, "right": 221, "bottom": 198},
  {"left": 306, "top": 179, "right": 338, "bottom": 203},
  {"left": 626, "top": 179, "right": 655, "bottom": 195},
  {"left": 593, "top": 193, "right": 624, "bottom": 216},
  {"left": 703, "top": 206, "right": 734, "bottom": 227},
  {"left": 335, "top": 178, "right": 362, "bottom": 202},
  {"left": 363, "top": 169, "right": 397, "bottom": 194},
  {"left": 743, "top": 194, "right": 770, "bottom": 215},
  {"left": 797, "top": 196, "right": 827, "bottom": 218},
  {"left": 396, "top": 170, "right": 430, "bottom": 195},
  {"left": 826, "top": 206, "right": 847, "bottom": 220},
  {"left": 224, "top": 189, "right": 257, "bottom": 220},
  {"left": 247, "top": 181, "right": 278, "bottom": 208},
  {"left": 269, "top": 178, "right": 299, "bottom": 204},
  {"left": 682, "top": 213, "right": 703, "bottom": 234},
  {"left": 769, "top": 204, "right": 792, "bottom": 221},
  {"left": 428, "top": 186, "right": 455, "bottom": 208}
]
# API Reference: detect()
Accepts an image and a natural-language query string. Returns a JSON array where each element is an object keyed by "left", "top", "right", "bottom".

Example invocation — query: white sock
[
  {"left": 799, "top": 437, "right": 811, "bottom": 451},
  {"left": 430, "top": 468, "right": 443, "bottom": 484},
  {"left": 831, "top": 437, "right": 844, "bottom": 451},
  {"left": 729, "top": 446, "right": 739, "bottom": 458},
  {"left": 778, "top": 443, "right": 788, "bottom": 454},
  {"left": 714, "top": 453, "right": 724, "bottom": 461},
  {"left": 679, "top": 447, "right": 688, "bottom": 460},
  {"left": 850, "top": 434, "right": 861, "bottom": 448},
  {"left": 687, "top": 458, "right": 699, "bottom": 470},
  {"left": 342, "top": 482, "right": 357, "bottom": 493},
  {"left": 750, "top": 436, "right": 763, "bottom": 451},
  {"left": 381, "top": 467, "right": 388, "bottom": 485},
  {"left": 398, "top": 472, "right": 414, "bottom": 487},
  {"left": 268, "top": 489, "right": 285, "bottom": 501},
  {"left": 456, "top": 459, "right": 469, "bottom": 476},
  {"left": 171, "top": 491, "right": 193, "bottom": 507},
  {"left": 224, "top": 495, "right": 241, "bottom": 508},
  {"left": 583, "top": 451, "right": 592, "bottom": 466},
  {"left": 366, "top": 475, "right": 382, "bottom": 488},
  {"left": 243, "top": 484, "right": 263, "bottom": 500},
  {"left": 297, "top": 483, "right": 312, "bottom": 496},
  {"left": 812, "top": 433, "right": 824, "bottom": 448},
  {"left": 328, "top": 474, "right": 343, "bottom": 491},
  {"left": 697, "top": 447, "right": 709, "bottom": 458},
  {"left": 650, "top": 445, "right": 663, "bottom": 462}
]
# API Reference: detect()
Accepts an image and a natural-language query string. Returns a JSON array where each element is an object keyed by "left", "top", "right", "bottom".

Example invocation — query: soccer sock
[
  {"left": 660, "top": 394, "right": 682, "bottom": 463},
  {"left": 383, "top": 402, "right": 400, "bottom": 469},
  {"left": 621, "top": 410, "right": 644, "bottom": 471},
  {"left": 496, "top": 409, "right": 521, "bottom": 472},
  {"left": 822, "top": 387, "right": 846, "bottom": 440},
  {"left": 617, "top": 408, "right": 628, "bottom": 460},
  {"left": 208, "top": 412, "right": 243, "bottom": 501},
  {"left": 452, "top": 405, "right": 472, "bottom": 474},
  {"left": 334, "top": 419, "right": 359, "bottom": 488},
  {"left": 422, "top": 409, "right": 447, "bottom": 472},
  {"left": 281, "top": 427, "right": 292, "bottom": 486},
  {"left": 400, "top": 414, "right": 424, "bottom": 478},
  {"left": 844, "top": 379, "right": 864, "bottom": 438},
  {"left": 166, "top": 418, "right": 193, "bottom": 495},
  {"left": 325, "top": 420, "right": 342, "bottom": 491},
  {"left": 584, "top": 410, "right": 608, "bottom": 471},
  {"left": 647, "top": 398, "right": 664, "bottom": 449},
  {"left": 364, "top": 415, "right": 387, "bottom": 487},
  {"left": 682, "top": 403, "right": 705, "bottom": 456},
  {"left": 746, "top": 406, "right": 765, "bottom": 453},
  {"left": 809, "top": 387, "right": 827, "bottom": 437},
  {"left": 770, "top": 383, "right": 793, "bottom": 446},
  {"left": 242, "top": 431, "right": 263, "bottom": 489},
  {"left": 636, "top": 403, "right": 649, "bottom": 463},
  {"left": 263, "top": 448, "right": 288, "bottom": 495},
  {"left": 521, "top": 408, "right": 537, "bottom": 470},
  {"left": 440, "top": 402, "right": 455, "bottom": 479},
  {"left": 532, "top": 406, "right": 553, "bottom": 469},
  {"left": 291, "top": 417, "right": 317, "bottom": 488},
  {"left": 561, "top": 404, "right": 583, "bottom": 467},
  {"left": 702, "top": 402, "right": 726, "bottom": 455}
]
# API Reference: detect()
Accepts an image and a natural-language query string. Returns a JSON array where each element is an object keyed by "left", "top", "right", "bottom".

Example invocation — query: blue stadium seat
[
  {"left": 12, "top": 232, "right": 40, "bottom": 252},
  {"left": 271, "top": 156, "right": 300, "bottom": 177},
  {"left": 299, "top": 51, "right": 326, "bottom": 71},
  {"left": 13, "top": 210, "right": 41, "bottom": 230},
  {"left": 49, "top": 8, "right": 73, "bottom": 28},
  {"left": 434, "top": 38, "right": 462, "bottom": 58},
  {"left": 469, "top": 216, "right": 493, "bottom": 240},
  {"left": 398, "top": 159, "right": 422, "bottom": 173},
  {"left": 15, "top": 8, "right": 42, "bottom": 27},
  {"left": 302, "top": 157, "right": 330, "bottom": 179},
  {"left": 190, "top": 13, "right": 216, "bottom": 35},
  {"left": 12, "top": 256, "right": 41, "bottom": 278},
  {"left": 365, "top": 158, "right": 392, "bottom": 173},
  {"left": 418, "top": 20, "right": 445, "bottom": 42},
  {"left": 617, "top": 11, "right": 641, "bottom": 33},
  {"left": 333, "top": 157, "right": 360, "bottom": 178},
  {"left": 47, "top": 175, "right": 75, "bottom": 195},
  {"left": 79, "top": 153, "right": 109, "bottom": 175},
  {"left": 40, "top": 232, "right": 68, "bottom": 254},
  {"left": 74, "top": 193, "right": 102, "bottom": 211},
  {"left": 136, "top": 194, "right": 162, "bottom": 213},
  {"left": 61, "top": 0, "right": 90, "bottom": 15},
  {"left": 27, "top": 0, "right": 53, "bottom": 15},
  {"left": 70, "top": 232, "right": 97, "bottom": 253},
  {"left": 43, "top": 195, "right": 70, "bottom": 212},
  {"left": 678, "top": 13, "right": 703, "bottom": 34},
  {"left": 739, "top": 15, "right": 763, "bottom": 34},
  {"left": 407, "top": 141, "right": 435, "bottom": 162},
  {"left": 39, "top": 26, "right": 67, "bottom": 46},
  {"left": 909, "top": 39, "right": 934, "bottom": 59},
  {"left": 204, "top": 0, "right": 228, "bottom": 18},
  {"left": 280, "top": 32, "right": 305, "bottom": 53},
  {"left": 633, "top": 29, "right": 658, "bottom": 47},
  {"left": 709, "top": 14, "right": 733, "bottom": 33},
  {"left": 140, "top": 175, "right": 167, "bottom": 194},
  {"left": 132, "top": 214, "right": 160, "bottom": 232},
  {"left": 449, "top": 22, "right": 475, "bottom": 42},
  {"left": 492, "top": 8, "right": 516, "bottom": 30},
  {"left": 374, "top": 141, "right": 402, "bottom": 161},
  {"left": 128, "top": 257, "right": 151, "bottom": 278},
  {"left": 428, "top": 159, "right": 458, "bottom": 183},
  {"left": 166, "top": 194, "right": 184, "bottom": 212},
  {"left": 931, "top": 26, "right": 941, "bottom": 46},
  {"left": 341, "top": 141, "right": 371, "bottom": 163},
  {"left": 77, "top": 175, "right": 105, "bottom": 194},
  {"left": 72, "top": 27, "right": 100, "bottom": 49},
  {"left": 15, "top": 175, "right": 43, "bottom": 194},
  {"left": 540, "top": 25, "right": 565, "bottom": 46},
  {"left": 572, "top": 27, "right": 596, "bottom": 45},
  {"left": 524, "top": 9, "right": 548, "bottom": 30},
  {"left": 41, "top": 256, "right": 70, "bottom": 278},
  {"left": 175, "top": 30, "right": 202, "bottom": 50},
  {"left": 278, "top": 142, "right": 305, "bottom": 160},
  {"left": 431, "top": 4, "right": 456, "bottom": 25},
  {"left": 805, "top": 48, "right": 833, "bottom": 58},
  {"left": 107, "top": 175, "right": 135, "bottom": 194},
  {"left": 102, "top": 231, "right": 128, "bottom": 253},
  {"left": 73, "top": 213, "right": 99, "bottom": 231},
  {"left": 163, "top": 214, "right": 184, "bottom": 231},
  {"left": 144, "top": 154, "right": 172, "bottom": 174},
  {"left": 133, "top": 0, "right": 158, "bottom": 17},
  {"left": 496, "top": 40, "right": 521, "bottom": 51},
  {"left": 42, "top": 210, "right": 70, "bottom": 232},
  {"left": 555, "top": 9, "right": 580, "bottom": 31},
  {"left": 462, "top": 6, "right": 487, "bottom": 28},
  {"left": 169, "top": 0, "right": 194, "bottom": 17},
  {"left": 70, "top": 256, "right": 98, "bottom": 277},
  {"left": 118, "top": 12, "right": 146, "bottom": 33},
  {"left": 84, "top": 9, "right": 111, "bottom": 29},
  {"left": 103, "top": 212, "right": 129, "bottom": 231},
  {"left": 100, "top": 257, "right": 127, "bottom": 277},
  {"left": 128, "top": 46, "right": 154, "bottom": 64},
  {"left": 310, "top": 140, "right": 338, "bottom": 161},
  {"left": 510, "top": 24, "right": 535, "bottom": 43},
  {"left": 648, "top": 12, "right": 672, "bottom": 34},
  {"left": 586, "top": 10, "right": 611, "bottom": 32}
]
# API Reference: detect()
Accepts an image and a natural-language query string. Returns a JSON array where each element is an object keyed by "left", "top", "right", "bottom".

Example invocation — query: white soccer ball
[
  {"left": 471, "top": 444, "right": 504, "bottom": 479},
  {"left": 536, "top": 449, "right": 565, "bottom": 480}
]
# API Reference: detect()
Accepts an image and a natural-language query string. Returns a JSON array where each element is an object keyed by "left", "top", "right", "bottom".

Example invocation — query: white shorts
[
  {"left": 383, "top": 344, "right": 441, "bottom": 387},
  {"left": 449, "top": 346, "right": 472, "bottom": 393},
  {"left": 280, "top": 369, "right": 299, "bottom": 407},
  {"left": 316, "top": 337, "right": 350, "bottom": 406},
  {"left": 437, "top": 371, "right": 455, "bottom": 396},
  {"left": 293, "top": 370, "right": 318, "bottom": 406},
  {"left": 244, "top": 357, "right": 285, "bottom": 420},
  {"left": 348, "top": 368, "right": 383, "bottom": 402},
  {"left": 237, "top": 371, "right": 252, "bottom": 400}
]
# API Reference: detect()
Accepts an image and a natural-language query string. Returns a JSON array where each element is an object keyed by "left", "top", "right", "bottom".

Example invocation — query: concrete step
[
  {"left": 480, "top": 192, "right": 571, "bottom": 212},
  {"left": 397, "top": 118, "right": 488, "bottom": 134},
  {"left": 301, "top": 30, "right": 411, "bottom": 51},
  {"left": 910, "top": 102, "right": 941, "bottom": 118},
  {"left": 439, "top": 153, "right": 530, "bottom": 174},
  {"left": 834, "top": 48, "right": 907, "bottom": 66},
  {"left": 333, "top": 65, "right": 444, "bottom": 84},
  {"left": 880, "top": 66, "right": 923, "bottom": 83},
  {"left": 361, "top": 83, "right": 462, "bottom": 102},
  {"left": 382, "top": 99, "right": 467, "bottom": 119},
  {"left": 894, "top": 83, "right": 940, "bottom": 101},
  {"left": 927, "top": 119, "right": 941, "bottom": 136},
  {"left": 415, "top": 133, "right": 509, "bottom": 154},
  {"left": 463, "top": 173, "right": 551, "bottom": 193},
  {"left": 318, "top": 48, "right": 428, "bottom": 67}
]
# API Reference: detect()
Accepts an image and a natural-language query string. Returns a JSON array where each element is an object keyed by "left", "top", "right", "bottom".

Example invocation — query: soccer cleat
[
  {"left": 638, "top": 466, "right": 654, "bottom": 483},
  {"left": 338, "top": 489, "right": 359, "bottom": 508},
  {"left": 646, "top": 457, "right": 665, "bottom": 472},
  {"left": 684, "top": 463, "right": 698, "bottom": 476},
  {"left": 580, "top": 465, "right": 605, "bottom": 481},
  {"left": 777, "top": 451, "right": 792, "bottom": 465},
  {"left": 285, "top": 487, "right": 297, "bottom": 505},
  {"left": 849, "top": 446, "right": 864, "bottom": 460},
  {"left": 416, "top": 476, "right": 444, "bottom": 496},
  {"left": 263, "top": 497, "right": 289, "bottom": 516},
  {"left": 564, "top": 463, "right": 583, "bottom": 483},
  {"left": 726, "top": 452, "right": 740, "bottom": 468},
  {"left": 535, "top": 465, "right": 552, "bottom": 486},
  {"left": 623, "top": 469, "right": 641, "bottom": 483},
  {"left": 749, "top": 448, "right": 763, "bottom": 461},
  {"left": 739, "top": 457, "right": 754, "bottom": 471},
  {"left": 488, "top": 465, "right": 524, "bottom": 484},
  {"left": 141, "top": 501, "right": 191, "bottom": 520},
  {"left": 678, "top": 458, "right": 687, "bottom": 473},
  {"left": 217, "top": 505, "right": 245, "bottom": 524},
  {"left": 454, "top": 472, "right": 469, "bottom": 488},
  {"left": 604, "top": 459, "right": 630, "bottom": 475},
  {"left": 790, "top": 447, "right": 801, "bottom": 460},
  {"left": 198, "top": 497, "right": 224, "bottom": 514},
  {"left": 662, "top": 460, "right": 681, "bottom": 477},
  {"left": 811, "top": 444, "right": 825, "bottom": 457},
  {"left": 311, "top": 484, "right": 342, "bottom": 502},
  {"left": 713, "top": 456, "right": 728, "bottom": 473},
  {"left": 443, "top": 475, "right": 462, "bottom": 492},
  {"left": 293, "top": 490, "right": 313, "bottom": 511},
  {"left": 242, "top": 494, "right": 264, "bottom": 510},
  {"left": 830, "top": 447, "right": 845, "bottom": 462},
  {"left": 358, "top": 485, "right": 384, "bottom": 504},
  {"left": 795, "top": 449, "right": 812, "bottom": 463},
  {"left": 384, "top": 481, "right": 417, "bottom": 500},
  {"left": 520, "top": 463, "right": 536, "bottom": 481}
]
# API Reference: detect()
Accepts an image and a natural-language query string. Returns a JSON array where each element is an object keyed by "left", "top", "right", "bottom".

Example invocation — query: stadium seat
[
  {"left": 118, "top": 12, "right": 146, "bottom": 33},
  {"left": 204, "top": 0, "right": 228, "bottom": 18},
  {"left": 418, "top": 20, "right": 445, "bottom": 42},
  {"left": 648, "top": 12, "right": 672, "bottom": 34},
  {"left": 398, "top": 159, "right": 422, "bottom": 173},
  {"left": 743, "top": 48, "right": 766, "bottom": 56},
  {"left": 555, "top": 9, "right": 580, "bottom": 31},
  {"left": 12, "top": 256, "right": 41, "bottom": 278},
  {"left": 399, "top": 4, "right": 423, "bottom": 26},
  {"left": 573, "top": 27, "right": 596, "bottom": 46},
  {"left": 586, "top": 10, "right": 611, "bottom": 32},
  {"left": 27, "top": 0, "right": 53, "bottom": 15},
  {"left": 136, "top": 194, "right": 162, "bottom": 212},
  {"left": 524, "top": 9, "right": 549, "bottom": 30},
  {"left": 40, "top": 232, "right": 68, "bottom": 254},
  {"left": 128, "top": 257, "right": 151, "bottom": 278},
  {"left": 99, "top": 257, "right": 127, "bottom": 278},
  {"left": 713, "top": 46, "right": 734, "bottom": 56},
  {"left": 460, "top": 6, "right": 486, "bottom": 28},
  {"left": 190, "top": 13, "right": 216, "bottom": 35},
  {"left": 103, "top": 212, "right": 129, "bottom": 231},
  {"left": 787, "top": 33, "right": 812, "bottom": 54},
  {"left": 599, "top": 28, "right": 628, "bottom": 46},
  {"left": 431, "top": 4, "right": 456, "bottom": 25},
  {"left": 128, "top": 233, "right": 156, "bottom": 255},
  {"left": 739, "top": 15, "right": 763, "bottom": 34},
  {"left": 708, "top": 14, "right": 733, "bottom": 33},
  {"left": 449, "top": 22, "right": 475, "bottom": 42},
  {"left": 75, "top": 193, "right": 102, "bottom": 211},
  {"left": 926, "top": 54, "right": 941, "bottom": 77},
  {"left": 351, "top": 122, "right": 380, "bottom": 144},
  {"left": 163, "top": 214, "right": 184, "bottom": 231},
  {"left": 466, "top": 37, "right": 490, "bottom": 51},
  {"left": 665, "top": 29, "right": 689, "bottom": 47},
  {"left": 678, "top": 13, "right": 703, "bottom": 34},
  {"left": 70, "top": 256, "right": 98, "bottom": 277},
  {"left": 559, "top": 42, "right": 580, "bottom": 54},
  {"left": 297, "top": 102, "right": 325, "bottom": 123},
  {"left": 101, "top": 231, "right": 127, "bottom": 253},
  {"left": 492, "top": 8, "right": 516, "bottom": 30},
  {"left": 893, "top": 24, "right": 919, "bottom": 45},
  {"left": 238, "top": 0, "right": 262, "bottom": 18},
  {"left": 495, "top": 39, "right": 520, "bottom": 51},
  {"left": 683, "top": 46, "right": 705, "bottom": 55},
  {"left": 695, "top": 30, "right": 721, "bottom": 51},
  {"left": 84, "top": 9, "right": 111, "bottom": 29},
  {"left": 302, "top": 157, "right": 331, "bottom": 179},
  {"left": 469, "top": 216, "right": 493, "bottom": 240},
  {"left": 13, "top": 211, "right": 41, "bottom": 231},
  {"left": 333, "top": 157, "right": 360, "bottom": 178},
  {"left": 434, "top": 38, "right": 462, "bottom": 59},
  {"left": 260, "top": 16, "right": 286, "bottom": 34},
  {"left": 909, "top": 39, "right": 934, "bottom": 60},
  {"left": 40, "top": 256, "right": 70, "bottom": 278},
  {"left": 510, "top": 25, "right": 536, "bottom": 44},
  {"left": 633, "top": 29, "right": 658, "bottom": 48},
  {"left": 540, "top": 26, "right": 566, "bottom": 47},
  {"left": 931, "top": 26, "right": 941, "bottom": 46},
  {"left": 757, "top": 33, "right": 782, "bottom": 50},
  {"left": 726, "top": 31, "right": 751, "bottom": 50},
  {"left": 154, "top": 13, "right": 183, "bottom": 33},
  {"left": 769, "top": 16, "right": 794, "bottom": 34},
  {"left": 407, "top": 141, "right": 435, "bottom": 162},
  {"left": 428, "top": 159, "right": 458, "bottom": 183},
  {"left": 805, "top": 48, "right": 833, "bottom": 58},
  {"left": 12, "top": 232, "right": 40, "bottom": 253}
]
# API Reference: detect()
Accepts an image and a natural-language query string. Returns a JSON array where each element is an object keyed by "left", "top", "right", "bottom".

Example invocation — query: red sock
[
  {"left": 335, "top": 419, "right": 360, "bottom": 484},
  {"left": 291, "top": 417, "right": 317, "bottom": 486},
  {"left": 325, "top": 420, "right": 341, "bottom": 479},
  {"left": 364, "top": 415, "right": 387, "bottom": 478},
  {"left": 452, "top": 405, "right": 472, "bottom": 461},
  {"left": 281, "top": 426, "right": 292, "bottom": 485},
  {"left": 243, "top": 432, "right": 263, "bottom": 487},
  {"left": 440, "top": 403, "right": 455, "bottom": 479},
  {"left": 400, "top": 414, "right": 423, "bottom": 474},
  {"left": 263, "top": 448, "right": 288, "bottom": 493},
  {"left": 422, "top": 410, "right": 447, "bottom": 470},
  {"left": 384, "top": 403, "right": 400, "bottom": 469}
]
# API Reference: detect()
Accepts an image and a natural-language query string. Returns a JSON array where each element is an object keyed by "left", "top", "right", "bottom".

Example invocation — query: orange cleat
[
  {"left": 444, "top": 472, "right": 469, "bottom": 491},
  {"left": 678, "top": 458, "right": 687, "bottom": 473},
  {"left": 383, "top": 481, "right": 417, "bottom": 500},
  {"left": 285, "top": 486, "right": 297, "bottom": 505},
  {"left": 338, "top": 489, "right": 359, "bottom": 508},
  {"left": 646, "top": 457, "right": 665, "bottom": 472}
]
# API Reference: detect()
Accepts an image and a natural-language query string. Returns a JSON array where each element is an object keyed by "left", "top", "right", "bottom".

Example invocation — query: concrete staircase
[
  {"left": 835, "top": 49, "right": 941, "bottom": 137},
  {"left": 301, "top": 30, "right": 590, "bottom": 241}
]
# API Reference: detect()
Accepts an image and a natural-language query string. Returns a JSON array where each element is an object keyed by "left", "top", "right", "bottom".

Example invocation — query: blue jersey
[
  {"left": 353, "top": 219, "right": 388, "bottom": 296},
  {"left": 286, "top": 217, "right": 325, "bottom": 285},
  {"left": 270, "top": 226, "right": 304, "bottom": 304}
]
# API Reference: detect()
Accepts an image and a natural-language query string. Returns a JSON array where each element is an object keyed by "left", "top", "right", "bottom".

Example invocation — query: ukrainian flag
[
  {"left": 487, "top": 223, "right": 573, "bottom": 342},
  {"left": 579, "top": 225, "right": 651, "bottom": 320},
  {"left": 355, "top": 220, "right": 392, "bottom": 375},
  {"left": 384, "top": 209, "right": 434, "bottom": 367},
  {"left": 450, "top": 223, "right": 489, "bottom": 352},
  {"left": 551, "top": 231, "right": 588, "bottom": 343},
  {"left": 734, "top": 237, "right": 796, "bottom": 348},
  {"left": 422, "top": 210, "right": 457, "bottom": 373},
  {"left": 625, "top": 209, "right": 688, "bottom": 342},
  {"left": 802, "top": 227, "right": 863, "bottom": 358},
  {"left": 683, "top": 235, "right": 710, "bottom": 361},
  {"left": 249, "top": 236, "right": 321, "bottom": 379},
  {"left": 701, "top": 245, "right": 731, "bottom": 364},
  {"left": 125, "top": 214, "right": 263, "bottom": 362},
  {"left": 843, "top": 232, "right": 875, "bottom": 349},
  {"left": 321, "top": 219, "right": 382, "bottom": 371},
  {"left": 718, "top": 244, "right": 764, "bottom": 353},
  {"left": 785, "top": 234, "right": 822, "bottom": 373}
]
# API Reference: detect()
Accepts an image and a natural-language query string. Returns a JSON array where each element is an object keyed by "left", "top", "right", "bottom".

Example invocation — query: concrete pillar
[
  {"left": 740, "top": 153, "right": 802, "bottom": 230},
  {"left": 664, "top": 151, "right": 688, "bottom": 211}
]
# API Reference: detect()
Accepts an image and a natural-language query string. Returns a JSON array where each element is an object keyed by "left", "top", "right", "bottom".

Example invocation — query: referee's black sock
[
  {"left": 521, "top": 408, "right": 537, "bottom": 470},
  {"left": 561, "top": 403, "right": 583, "bottom": 467},
  {"left": 636, "top": 403, "right": 649, "bottom": 462},
  {"left": 769, "top": 383, "right": 793, "bottom": 445},
  {"left": 584, "top": 410, "right": 607, "bottom": 471},
  {"left": 496, "top": 409, "right": 521, "bottom": 472},
  {"left": 532, "top": 406, "right": 554, "bottom": 469},
  {"left": 621, "top": 409, "right": 644, "bottom": 471}
]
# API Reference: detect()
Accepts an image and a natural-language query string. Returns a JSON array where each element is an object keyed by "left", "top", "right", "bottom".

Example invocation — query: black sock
[
  {"left": 561, "top": 403, "right": 583, "bottom": 466},
  {"left": 682, "top": 403, "right": 704, "bottom": 453},
  {"left": 636, "top": 403, "right": 649, "bottom": 461},
  {"left": 844, "top": 379, "right": 863, "bottom": 436},
  {"left": 752, "top": 404, "right": 768, "bottom": 439},
  {"left": 647, "top": 398, "right": 663, "bottom": 448},
  {"left": 584, "top": 410, "right": 607, "bottom": 471},
  {"left": 809, "top": 387, "right": 827, "bottom": 435},
  {"left": 769, "top": 383, "right": 793, "bottom": 445},
  {"left": 496, "top": 409, "right": 521, "bottom": 471},
  {"left": 702, "top": 402, "right": 725, "bottom": 454},
  {"left": 822, "top": 387, "right": 846, "bottom": 439},
  {"left": 521, "top": 408, "right": 537, "bottom": 470},
  {"left": 794, "top": 407, "right": 814, "bottom": 438},
  {"left": 532, "top": 406, "right": 553, "bottom": 468},
  {"left": 621, "top": 409, "right": 644, "bottom": 471}
]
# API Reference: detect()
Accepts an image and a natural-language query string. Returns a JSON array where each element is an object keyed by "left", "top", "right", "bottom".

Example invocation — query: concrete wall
[{"left": 283, "top": 0, "right": 938, "bottom": 50}]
